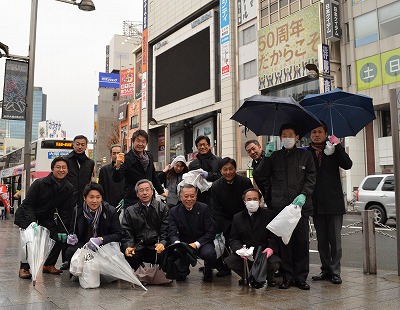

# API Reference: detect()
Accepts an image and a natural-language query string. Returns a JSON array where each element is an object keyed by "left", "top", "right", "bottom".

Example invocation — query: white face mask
[
  {"left": 245, "top": 201, "right": 259, "bottom": 213},
  {"left": 281, "top": 137, "right": 296, "bottom": 149}
]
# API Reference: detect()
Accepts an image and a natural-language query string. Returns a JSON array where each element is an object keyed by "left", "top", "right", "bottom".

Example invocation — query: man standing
[
  {"left": 309, "top": 123, "right": 352, "bottom": 285},
  {"left": 98, "top": 144, "right": 125, "bottom": 207},
  {"left": 245, "top": 140, "right": 274, "bottom": 198},
  {"left": 264, "top": 123, "right": 316, "bottom": 290},
  {"left": 121, "top": 179, "right": 169, "bottom": 270},
  {"left": 64, "top": 135, "right": 95, "bottom": 206},
  {"left": 189, "top": 135, "right": 222, "bottom": 205},
  {"left": 210, "top": 157, "right": 253, "bottom": 276},
  {"left": 225, "top": 188, "right": 280, "bottom": 287},
  {"left": 168, "top": 184, "right": 217, "bottom": 282},
  {"left": 113, "top": 130, "right": 166, "bottom": 206},
  {"left": 14, "top": 157, "right": 74, "bottom": 279}
]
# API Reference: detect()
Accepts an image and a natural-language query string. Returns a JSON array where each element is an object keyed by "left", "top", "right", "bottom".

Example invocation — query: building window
[
  {"left": 346, "top": 65, "right": 352, "bottom": 87},
  {"left": 242, "top": 60, "right": 257, "bottom": 80},
  {"left": 378, "top": 1, "right": 400, "bottom": 40},
  {"left": 130, "top": 115, "right": 139, "bottom": 129},
  {"left": 381, "top": 110, "right": 391, "bottom": 137},
  {"left": 345, "top": 22, "right": 350, "bottom": 43},
  {"left": 354, "top": 11, "right": 379, "bottom": 47},
  {"left": 241, "top": 25, "right": 256, "bottom": 46},
  {"left": 270, "top": 1, "right": 278, "bottom": 13}
]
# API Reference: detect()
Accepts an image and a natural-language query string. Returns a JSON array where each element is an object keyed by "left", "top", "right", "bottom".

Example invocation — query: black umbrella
[
  {"left": 300, "top": 88, "right": 376, "bottom": 138},
  {"left": 231, "top": 95, "right": 321, "bottom": 137}
]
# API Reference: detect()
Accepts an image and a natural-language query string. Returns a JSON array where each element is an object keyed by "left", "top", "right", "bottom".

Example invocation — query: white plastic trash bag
[
  {"left": 267, "top": 204, "right": 302, "bottom": 245},
  {"left": 70, "top": 247, "right": 89, "bottom": 276},
  {"left": 214, "top": 234, "right": 226, "bottom": 259},
  {"left": 177, "top": 169, "right": 212, "bottom": 193},
  {"left": 79, "top": 255, "right": 100, "bottom": 289},
  {"left": 236, "top": 246, "right": 255, "bottom": 261}
]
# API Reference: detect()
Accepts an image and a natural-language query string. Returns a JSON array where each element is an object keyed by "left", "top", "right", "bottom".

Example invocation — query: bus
[{"left": 0, "top": 139, "right": 74, "bottom": 205}]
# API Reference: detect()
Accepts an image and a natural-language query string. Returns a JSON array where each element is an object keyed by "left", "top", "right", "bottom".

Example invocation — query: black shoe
[
  {"left": 294, "top": 280, "right": 310, "bottom": 290},
  {"left": 312, "top": 272, "right": 331, "bottom": 281},
  {"left": 216, "top": 269, "right": 231, "bottom": 277},
  {"left": 279, "top": 279, "right": 293, "bottom": 289},
  {"left": 238, "top": 278, "right": 247, "bottom": 286},
  {"left": 331, "top": 274, "right": 342, "bottom": 284},
  {"left": 203, "top": 267, "right": 213, "bottom": 282},
  {"left": 60, "top": 261, "right": 70, "bottom": 270}
]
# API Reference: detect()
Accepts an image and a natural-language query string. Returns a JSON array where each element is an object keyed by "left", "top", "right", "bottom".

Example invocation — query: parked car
[{"left": 354, "top": 174, "right": 396, "bottom": 224}]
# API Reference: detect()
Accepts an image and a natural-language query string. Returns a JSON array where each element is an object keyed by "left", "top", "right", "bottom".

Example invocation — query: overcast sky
[{"left": 0, "top": 0, "right": 142, "bottom": 142}]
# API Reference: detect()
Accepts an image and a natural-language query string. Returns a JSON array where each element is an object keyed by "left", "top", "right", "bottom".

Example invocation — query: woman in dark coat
[{"left": 64, "top": 183, "right": 122, "bottom": 266}]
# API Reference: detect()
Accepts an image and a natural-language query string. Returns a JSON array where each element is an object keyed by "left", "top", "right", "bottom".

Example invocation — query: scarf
[
  {"left": 196, "top": 151, "right": 214, "bottom": 172},
  {"left": 83, "top": 202, "right": 102, "bottom": 237},
  {"left": 133, "top": 149, "right": 150, "bottom": 171},
  {"left": 311, "top": 143, "right": 325, "bottom": 166},
  {"left": 74, "top": 151, "right": 88, "bottom": 166}
]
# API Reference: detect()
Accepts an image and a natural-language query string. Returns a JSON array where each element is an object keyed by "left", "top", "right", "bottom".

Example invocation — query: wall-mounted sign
[
  {"left": 120, "top": 68, "right": 135, "bottom": 97},
  {"left": 192, "top": 11, "right": 212, "bottom": 28},
  {"left": 321, "top": 44, "right": 331, "bottom": 92},
  {"left": 324, "top": 0, "right": 340, "bottom": 42},
  {"left": 99, "top": 72, "right": 120, "bottom": 88},
  {"left": 237, "top": 0, "right": 257, "bottom": 25},
  {"left": 220, "top": 0, "right": 230, "bottom": 79}
]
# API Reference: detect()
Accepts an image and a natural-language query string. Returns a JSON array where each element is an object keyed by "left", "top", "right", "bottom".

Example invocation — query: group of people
[{"left": 14, "top": 121, "right": 352, "bottom": 290}]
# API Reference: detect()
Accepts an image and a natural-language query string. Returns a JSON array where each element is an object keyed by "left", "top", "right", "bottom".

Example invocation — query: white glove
[{"left": 324, "top": 141, "right": 335, "bottom": 156}]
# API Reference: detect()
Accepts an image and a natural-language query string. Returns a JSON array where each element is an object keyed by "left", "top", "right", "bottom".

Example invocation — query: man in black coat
[
  {"left": 14, "top": 157, "right": 74, "bottom": 279},
  {"left": 308, "top": 123, "right": 352, "bottom": 285},
  {"left": 98, "top": 144, "right": 125, "bottom": 208},
  {"left": 225, "top": 188, "right": 280, "bottom": 287},
  {"left": 245, "top": 140, "right": 266, "bottom": 197},
  {"left": 121, "top": 179, "right": 169, "bottom": 270},
  {"left": 113, "top": 130, "right": 166, "bottom": 207},
  {"left": 64, "top": 135, "right": 95, "bottom": 206},
  {"left": 64, "top": 183, "right": 123, "bottom": 263},
  {"left": 168, "top": 184, "right": 217, "bottom": 282},
  {"left": 188, "top": 135, "right": 222, "bottom": 205},
  {"left": 264, "top": 123, "right": 316, "bottom": 290},
  {"left": 210, "top": 157, "right": 253, "bottom": 277}
]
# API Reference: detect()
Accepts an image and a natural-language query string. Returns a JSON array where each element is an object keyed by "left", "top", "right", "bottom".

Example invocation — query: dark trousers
[
  {"left": 279, "top": 216, "right": 310, "bottom": 282},
  {"left": 197, "top": 243, "right": 218, "bottom": 269},
  {"left": 225, "top": 253, "right": 280, "bottom": 281},
  {"left": 313, "top": 214, "right": 343, "bottom": 276},
  {"left": 65, "top": 242, "right": 86, "bottom": 263},
  {"left": 125, "top": 247, "right": 165, "bottom": 271}
]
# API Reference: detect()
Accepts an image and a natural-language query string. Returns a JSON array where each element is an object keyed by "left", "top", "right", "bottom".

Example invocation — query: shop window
[
  {"left": 354, "top": 11, "right": 379, "bottom": 47},
  {"left": 378, "top": 1, "right": 400, "bottom": 40}
]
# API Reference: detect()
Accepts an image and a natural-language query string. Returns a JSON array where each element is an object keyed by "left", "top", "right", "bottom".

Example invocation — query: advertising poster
[
  {"left": 258, "top": 4, "right": 320, "bottom": 90},
  {"left": 142, "top": 0, "right": 148, "bottom": 109},
  {"left": 120, "top": 68, "right": 135, "bottom": 97},
  {"left": 220, "top": 0, "right": 230, "bottom": 79},
  {"left": 2, "top": 59, "right": 29, "bottom": 120},
  {"left": 135, "top": 52, "right": 142, "bottom": 99},
  {"left": 356, "top": 55, "right": 382, "bottom": 91}
]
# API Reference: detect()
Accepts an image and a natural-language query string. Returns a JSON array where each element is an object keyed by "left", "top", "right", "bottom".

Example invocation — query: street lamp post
[{"left": 23, "top": 0, "right": 95, "bottom": 194}]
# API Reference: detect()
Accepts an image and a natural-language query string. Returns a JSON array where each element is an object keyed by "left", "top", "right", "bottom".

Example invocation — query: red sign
[{"left": 120, "top": 68, "right": 135, "bottom": 97}]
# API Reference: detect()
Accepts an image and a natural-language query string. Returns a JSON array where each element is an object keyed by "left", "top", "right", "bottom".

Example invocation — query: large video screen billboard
[{"left": 155, "top": 27, "right": 210, "bottom": 108}]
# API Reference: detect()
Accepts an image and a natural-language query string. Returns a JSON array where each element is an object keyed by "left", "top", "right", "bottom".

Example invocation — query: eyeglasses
[{"left": 197, "top": 143, "right": 209, "bottom": 148}]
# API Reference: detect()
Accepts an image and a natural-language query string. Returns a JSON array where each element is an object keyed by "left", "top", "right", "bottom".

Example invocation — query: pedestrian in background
[
  {"left": 308, "top": 122, "right": 352, "bottom": 285},
  {"left": 98, "top": 144, "right": 125, "bottom": 208}
]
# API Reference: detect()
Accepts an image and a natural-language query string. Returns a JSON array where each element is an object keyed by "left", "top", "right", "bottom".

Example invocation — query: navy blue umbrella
[
  {"left": 231, "top": 95, "right": 321, "bottom": 138},
  {"left": 300, "top": 88, "right": 376, "bottom": 138}
]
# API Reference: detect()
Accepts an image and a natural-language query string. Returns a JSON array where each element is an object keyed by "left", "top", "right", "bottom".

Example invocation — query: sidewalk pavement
[{"left": 0, "top": 217, "right": 399, "bottom": 310}]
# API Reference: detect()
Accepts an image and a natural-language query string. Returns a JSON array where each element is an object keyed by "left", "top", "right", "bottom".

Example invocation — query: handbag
[{"left": 267, "top": 204, "right": 301, "bottom": 245}]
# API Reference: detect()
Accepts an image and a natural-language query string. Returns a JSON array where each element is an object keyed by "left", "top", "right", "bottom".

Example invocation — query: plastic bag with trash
[
  {"left": 177, "top": 169, "right": 212, "bottom": 193},
  {"left": 266, "top": 204, "right": 301, "bottom": 245}
]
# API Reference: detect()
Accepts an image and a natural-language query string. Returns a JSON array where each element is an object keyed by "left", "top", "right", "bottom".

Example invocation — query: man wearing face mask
[
  {"left": 264, "top": 123, "right": 316, "bottom": 290},
  {"left": 225, "top": 188, "right": 280, "bottom": 286}
]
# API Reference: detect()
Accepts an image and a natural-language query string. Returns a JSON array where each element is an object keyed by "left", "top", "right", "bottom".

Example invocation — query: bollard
[{"left": 361, "top": 210, "right": 377, "bottom": 274}]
